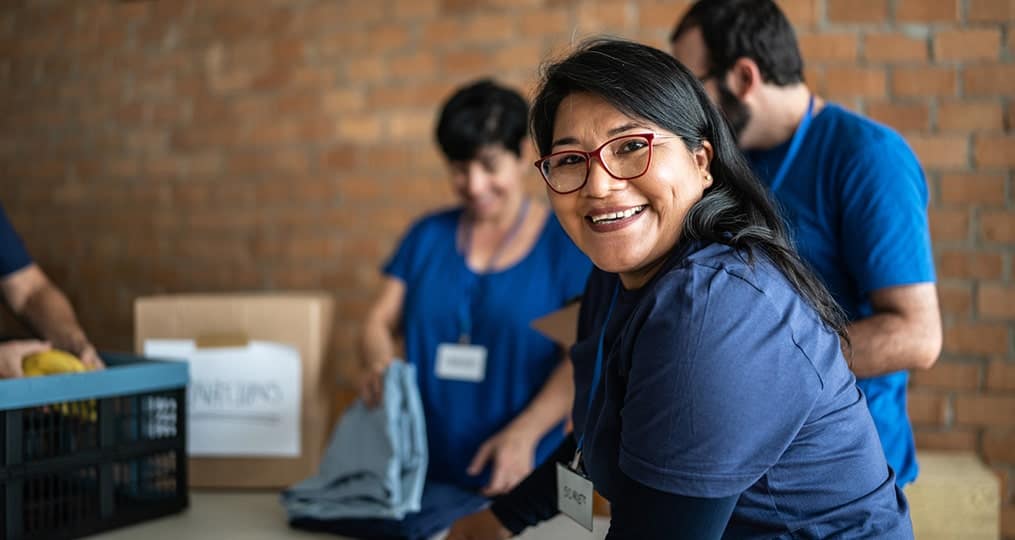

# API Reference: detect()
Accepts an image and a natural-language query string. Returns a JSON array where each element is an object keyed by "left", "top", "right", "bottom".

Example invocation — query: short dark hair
[
  {"left": 531, "top": 38, "right": 846, "bottom": 339},
  {"left": 671, "top": 0, "right": 804, "bottom": 86},
  {"left": 435, "top": 79, "right": 529, "bottom": 162}
]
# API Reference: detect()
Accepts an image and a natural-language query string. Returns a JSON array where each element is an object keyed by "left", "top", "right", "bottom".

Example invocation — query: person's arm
[
  {"left": 845, "top": 283, "right": 942, "bottom": 378},
  {"left": 1, "top": 264, "right": 102, "bottom": 369},
  {"left": 448, "top": 436, "right": 574, "bottom": 540},
  {"left": 836, "top": 139, "right": 940, "bottom": 378},
  {"left": 607, "top": 469, "right": 738, "bottom": 540},
  {"left": 357, "top": 276, "right": 405, "bottom": 406},
  {"left": 468, "top": 355, "right": 574, "bottom": 495}
]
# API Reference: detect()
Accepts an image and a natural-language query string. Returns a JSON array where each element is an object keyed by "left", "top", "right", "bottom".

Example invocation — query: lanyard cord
[
  {"left": 768, "top": 94, "right": 815, "bottom": 194},
  {"left": 457, "top": 199, "right": 532, "bottom": 343}
]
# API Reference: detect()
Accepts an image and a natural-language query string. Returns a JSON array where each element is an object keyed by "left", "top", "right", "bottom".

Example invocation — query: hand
[
  {"left": 358, "top": 358, "right": 392, "bottom": 408},
  {"left": 468, "top": 424, "right": 539, "bottom": 496},
  {"left": 445, "top": 509, "right": 512, "bottom": 540},
  {"left": 76, "top": 342, "right": 105, "bottom": 370},
  {"left": 0, "top": 340, "right": 51, "bottom": 378}
]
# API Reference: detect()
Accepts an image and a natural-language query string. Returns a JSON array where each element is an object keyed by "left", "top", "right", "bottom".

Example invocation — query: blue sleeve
[
  {"left": 0, "top": 204, "right": 32, "bottom": 277},
  {"left": 838, "top": 138, "right": 935, "bottom": 295},
  {"left": 382, "top": 214, "right": 439, "bottom": 284},
  {"left": 618, "top": 265, "right": 822, "bottom": 498},
  {"left": 607, "top": 469, "right": 737, "bottom": 540}
]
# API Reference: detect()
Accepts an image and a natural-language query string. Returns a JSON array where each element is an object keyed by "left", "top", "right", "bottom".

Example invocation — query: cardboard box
[
  {"left": 135, "top": 293, "right": 334, "bottom": 488},
  {"left": 531, "top": 300, "right": 581, "bottom": 349}
]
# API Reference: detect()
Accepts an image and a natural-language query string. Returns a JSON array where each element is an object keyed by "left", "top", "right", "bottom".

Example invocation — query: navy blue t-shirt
[
  {"left": 0, "top": 204, "right": 32, "bottom": 277},
  {"left": 572, "top": 242, "right": 912, "bottom": 537},
  {"left": 747, "top": 104, "right": 935, "bottom": 486},
  {"left": 385, "top": 207, "right": 591, "bottom": 490}
]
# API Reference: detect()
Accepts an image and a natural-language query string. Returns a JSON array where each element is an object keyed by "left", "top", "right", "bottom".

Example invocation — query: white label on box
[{"left": 144, "top": 339, "right": 302, "bottom": 457}]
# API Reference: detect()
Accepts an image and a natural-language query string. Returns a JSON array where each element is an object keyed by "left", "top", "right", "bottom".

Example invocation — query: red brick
[
  {"left": 828, "top": 0, "right": 888, "bottom": 22},
  {"left": 388, "top": 52, "right": 438, "bottom": 80},
  {"left": 367, "top": 23, "right": 410, "bottom": 52},
  {"left": 908, "top": 390, "right": 949, "bottom": 426},
  {"left": 964, "top": 64, "right": 1015, "bottom": 97},
  {"left": 914, "top": 429, "right": 979, "bottom": 451},
  {"left": 938, "top": 250, "right": 1004, "bottom": 279},
  {"left": 459, "top": 13, "right": 516, "bottom": 44},
  {"left": 945, "top": 322, "right": 1010, "bottom": 355},
  {"left": 421, "top": 19, "right": 460, "bottom": 48},
  {"left": 345, "top": 58, "right": 386, "bottom": 83},
  {"left": 907, "top": 135, "right": 969, "bottom": 168},
  {"left": 640, "top": 1, "right": 695, "bottom": 32},
  {"left": 493, "top": 42, "right": 543, "bottom": 72},
  {"left": 892, "top": 66, "right": 957, "bottom": 97},
  {"left": 940, "top": 173, "right": 1007, "bottom": 205},
  {"left": 388, "top": 111, "right": 433, "bottom": 141},
  {"left": 1009, "top": 104, "right": 1015, "bottom": 131},
  {"left": 336, "top": 113, "right": 383, "bottom": 144},
  {"left": 778, "top": 0, "right": 820, "bottom": 27},
  {"left": 955, "top": 394, "right": 1015, "bottom": 426},
  {"left": 938, "top": 282, "right": 973, "bottom": 315},
  {"left": 866, "top": 101, "right": 929, "bottom": 132},
  {"left": 798, "top": 33, "right": 858, "bottom": 62},
  {"left": 968, "top": 0, "right": 1015, "bottom": 22},
  {"left": 976, "top": 136, "right": 1015, "bottom": 168},
  {"left": 520, "top": 8, "right": 571, "bottom": 37},
  {"left": 825, "top": 66, "right": 886, "bottom": 98},
  {"left": 441, "top": 50, "right": 490, "bottom": 77},
  {"left": 863, "top": 33, "right": 928, "bottom": 62},
  {"left": 391, "top": 0, "right": 439, "bottom": 19},
  {"left": 935, "top": 29, "right": 1002, "bottom": 61},
  {"left": 988, "top": 361, "right": 1015, "bottom": 391},
  {"left": 982, "top": 212, "right": 1015, "bottom": 243},
  {"left": 321, "top": 89, "right": 366, "bottom": 114},
  {"left": 576, "top": 0, "right": 633, "bottom": 32},
  {"left": 911, "top": 360, "right": 982, "bottom": 390},
  {"left": 897, "top": 0, "right": 960, "bottom": 21},
  {"left": 937, "top": 101, "right": 1005, "bottom": 132},
  {"left": 979, "top": 285, "right": 1015, "bottom": 319}
]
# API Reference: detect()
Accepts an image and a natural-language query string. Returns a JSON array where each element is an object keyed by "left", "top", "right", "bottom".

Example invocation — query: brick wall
[{"left": 0, "top": 0, "right": 1012, "bottom": 535}]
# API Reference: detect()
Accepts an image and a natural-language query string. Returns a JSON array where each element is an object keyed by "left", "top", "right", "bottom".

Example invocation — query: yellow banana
[
  {"left": 22, "top": 350, "right": 97, "bottom": 422},
  {"left": 22, "top": 350, "right": 87, "bottom": 376}
]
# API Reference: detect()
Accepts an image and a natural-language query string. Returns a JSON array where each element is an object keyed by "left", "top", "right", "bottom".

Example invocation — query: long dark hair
[{"left": 530, "top": 38, "right": 848, "bottom": 339}]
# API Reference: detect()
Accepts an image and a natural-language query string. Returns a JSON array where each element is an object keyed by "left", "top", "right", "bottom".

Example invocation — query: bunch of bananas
[
  {"left": 23, "top": 349, "right": 88, "bottom": 376},
  {"left": 22, "top": 350, "right": 97, "bottom": 422}
]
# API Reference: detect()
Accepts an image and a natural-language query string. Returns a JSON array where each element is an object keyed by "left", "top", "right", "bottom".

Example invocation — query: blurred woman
[{"left": 359, "top": 79, "right": 592, "bottom": 496}]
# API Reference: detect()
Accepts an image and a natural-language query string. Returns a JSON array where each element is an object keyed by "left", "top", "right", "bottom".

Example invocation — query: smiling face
[
  {"left": 447, "top": 144, "right": 528, "bottom": 224},
  {"left": 546, "top": 92, "right": 713, "bottom": 288}
]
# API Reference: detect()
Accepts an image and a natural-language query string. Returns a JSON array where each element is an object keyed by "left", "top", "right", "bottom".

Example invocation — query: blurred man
[
  {"left": 671, "top": 0, "right": 941, "bottom": 486},
  {"left": 0, "top": 202, "right": 101, "bottom": 378}
]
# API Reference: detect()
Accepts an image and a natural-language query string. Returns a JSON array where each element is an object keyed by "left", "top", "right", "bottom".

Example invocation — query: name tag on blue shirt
[
  {"left": 435, "top": 343, "right": 487, "bottom": 382},
  {"left": 557, "top": 463, "right": 594, "bottom": 532}
]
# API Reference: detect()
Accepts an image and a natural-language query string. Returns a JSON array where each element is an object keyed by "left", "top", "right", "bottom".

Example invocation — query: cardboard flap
[
  {"left": 531, "top": 301, "right": 581, "bottom": 349},
  {"left": 195, "top": 332, "right": 250, "bottom": 349}
]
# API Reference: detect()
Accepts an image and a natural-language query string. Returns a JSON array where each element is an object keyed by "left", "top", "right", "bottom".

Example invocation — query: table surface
[{"left": 89, "top": 491, "right": 610, "bottom": 540}]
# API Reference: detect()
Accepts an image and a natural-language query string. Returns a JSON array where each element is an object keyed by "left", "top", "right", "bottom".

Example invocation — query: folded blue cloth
[
  {"left": 289, "top": 481, "right": 489, "bottom": 540},
  {"left": 282, "top": 361, "right": 427, "bottom": 521}
]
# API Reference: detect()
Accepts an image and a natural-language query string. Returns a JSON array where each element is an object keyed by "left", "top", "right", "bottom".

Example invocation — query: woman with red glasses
[
  {"left": 358, "top": 79, "right": 591, "bottom": 498},
  {"left": 447, "top": 40, "right": 913, "bottom": 539}
]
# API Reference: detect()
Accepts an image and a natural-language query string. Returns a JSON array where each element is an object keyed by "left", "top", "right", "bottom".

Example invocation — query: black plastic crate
[{"left": 1, "top": 354, "right": 188, "bottom": 539}]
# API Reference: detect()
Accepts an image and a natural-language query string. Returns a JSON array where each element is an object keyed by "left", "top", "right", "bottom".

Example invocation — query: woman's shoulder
[{"left": 401, "top": 206, "right": 462, "bottom": 240}]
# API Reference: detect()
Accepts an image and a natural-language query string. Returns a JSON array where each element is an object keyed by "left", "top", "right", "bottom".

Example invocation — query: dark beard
[{"left": 717, "top": 82, "right": 750, "bottom": 142}]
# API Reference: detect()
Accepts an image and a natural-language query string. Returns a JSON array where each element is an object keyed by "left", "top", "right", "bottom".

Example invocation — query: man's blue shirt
[{"left": 747, "top": 104, "right": 935, "bottom": 486}]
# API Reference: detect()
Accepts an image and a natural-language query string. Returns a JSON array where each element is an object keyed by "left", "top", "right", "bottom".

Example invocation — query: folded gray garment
[{"left": 282, "top": 361, "right": 427, "bottom": 520}]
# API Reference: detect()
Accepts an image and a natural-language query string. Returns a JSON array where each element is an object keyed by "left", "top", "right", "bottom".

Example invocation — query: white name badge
[
  {"left": 557, "top": 463, "right": 594, "bottom": 532},
  {"left": 435, "top": 343, "right": 487, "bottom": 382}
]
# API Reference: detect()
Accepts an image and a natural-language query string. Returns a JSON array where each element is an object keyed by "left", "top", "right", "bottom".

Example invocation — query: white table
[{"left": 91, "top": 491, "right": 610, "bottom": 540}]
